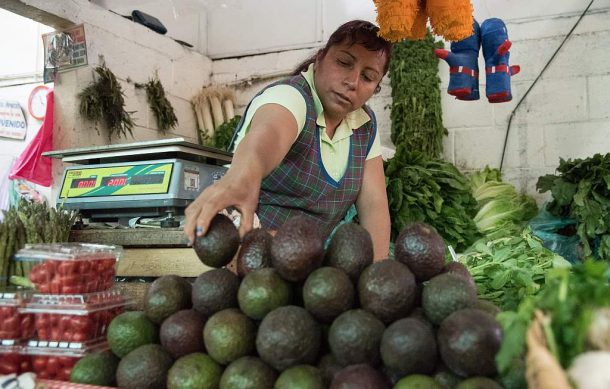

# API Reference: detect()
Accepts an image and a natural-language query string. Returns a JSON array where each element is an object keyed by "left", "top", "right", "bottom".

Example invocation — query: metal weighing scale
[{"left": 44, "top": 138, "right": 232, "bottom": 227}]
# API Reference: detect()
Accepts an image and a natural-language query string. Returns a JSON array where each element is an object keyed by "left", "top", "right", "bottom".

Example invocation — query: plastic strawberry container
[
  {"left": 0, "top": 289, "right": 34, "bottom": 340},
  {"left": 0, "top": 341, "right": 31, "bottom": 375},
  {"left": 21, "top": 290, "right": 130, "bottom": 343},
  {"left": 14, "top": 243, "right": 122, "bottom": 294},
  {"left": 24, "top": 339, "right": 108, "bottom": 381}
]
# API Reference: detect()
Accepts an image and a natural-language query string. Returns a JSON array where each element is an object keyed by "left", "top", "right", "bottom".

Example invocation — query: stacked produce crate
[{"left": 0, "top": 243, "right": 130, "bottom": 382}]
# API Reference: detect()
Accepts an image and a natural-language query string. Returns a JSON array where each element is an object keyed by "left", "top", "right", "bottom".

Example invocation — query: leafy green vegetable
[
  {"left": 537, "top": 153, "right": 610, "bottom": 260},
  {"left": 461, "top": 229, "right": 570, "bottom": 312},
  {"left": 384, "top": 146, "right": 479, "bottom": 251},
  {"left": 200, "top": 115, "right": 241, "bottom": 151},
  {"left": 496, "top": 260, "right": 610, "bottom": 374},
  {"left": 388, "top": 31, "right": 446, "bottom": 158},
  {"left": 469, "top": 167, "right": 538, "bottom": 240}
]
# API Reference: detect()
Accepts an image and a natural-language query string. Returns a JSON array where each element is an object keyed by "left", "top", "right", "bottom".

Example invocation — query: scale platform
[{"left": 45, "top": 138, "right": 232, "bottom": 223}]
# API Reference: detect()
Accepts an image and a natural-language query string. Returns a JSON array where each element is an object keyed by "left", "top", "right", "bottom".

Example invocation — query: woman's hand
[{"left": 183, "top": 169, "right": 261, "bottom": 244}]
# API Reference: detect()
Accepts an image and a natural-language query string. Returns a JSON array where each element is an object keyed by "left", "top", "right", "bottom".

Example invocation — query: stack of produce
[
  {"left": 459, "top": 229, "right": 571, "bottom": 312},
  {"left": 0, "top": 243, "right": 129, "bottom": 382},
  {"left": 0, "top": 199, "right": 78, "bottom": 287},
  {"left": 469, "top": 167, "right": 538, "bottom": 240},
  {"left": 385, "top": 146, "right": 480, "bottom": 251},
  {"left": 537, "top": 153, "right": 610, "bottom": 260},
  {"left": 70, "top": 216, "right": 507, "bottom": 388}
]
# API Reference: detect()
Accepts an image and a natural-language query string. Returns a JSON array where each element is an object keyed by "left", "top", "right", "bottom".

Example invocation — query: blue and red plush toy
[{"left": 435, "top": 18, "right": 520, "bottom": 103}]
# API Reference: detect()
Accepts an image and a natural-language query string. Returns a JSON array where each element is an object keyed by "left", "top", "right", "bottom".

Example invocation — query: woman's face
[{"left": 314, "top": 42, "right": 387, "bottom": 123}]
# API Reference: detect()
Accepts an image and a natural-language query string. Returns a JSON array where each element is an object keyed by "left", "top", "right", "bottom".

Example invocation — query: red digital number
[
  {"left": 77, "top": 179, "right": 95, "bottom": 188},
  {"left": 108, "top": 177, "right": 127, "bottom": 186}
]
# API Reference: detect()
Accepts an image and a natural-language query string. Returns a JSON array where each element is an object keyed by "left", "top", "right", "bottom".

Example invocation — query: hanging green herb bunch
[
  {"left": 79, "top": 64, "right": 135, "bottom": 139},
  {"left": 136, "top": 75, "right": 178, "bottom": 133},
  {"left": 388, "top": 31, "right": 446, "bottom": 158}
]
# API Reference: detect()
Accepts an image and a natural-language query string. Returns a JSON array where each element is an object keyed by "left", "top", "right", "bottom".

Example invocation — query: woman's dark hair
[{"left": 291, "top": 20, "right": 393, "bottom": 76}]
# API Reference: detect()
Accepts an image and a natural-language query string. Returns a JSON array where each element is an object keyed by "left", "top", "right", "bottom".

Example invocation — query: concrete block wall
[{"left": 441, "top": 1, "right": 610, "bottom": 202}]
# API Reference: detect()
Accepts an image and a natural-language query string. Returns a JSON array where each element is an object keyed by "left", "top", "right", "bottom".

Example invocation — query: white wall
[{"left": 443, "top": 0, "right": 610, "bottom": 202}]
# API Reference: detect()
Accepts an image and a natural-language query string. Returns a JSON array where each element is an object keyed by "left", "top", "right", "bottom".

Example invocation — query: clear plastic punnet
[
  {"left": 13, "top": 243, "right": 122, "bottom": 294},
  {"left": 0, "top": 289, "right": 34, "bottom": 340},
  {"left": 24, "top": 339, "right": 108, "bottom": 381},
  {"left": 20, "top": 289, "right": 131, "bottom": 343}
]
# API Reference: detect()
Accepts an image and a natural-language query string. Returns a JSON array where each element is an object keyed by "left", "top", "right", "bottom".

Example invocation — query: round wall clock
[{"left": 28, "top": 85, "right": 51, "bottom": 121}]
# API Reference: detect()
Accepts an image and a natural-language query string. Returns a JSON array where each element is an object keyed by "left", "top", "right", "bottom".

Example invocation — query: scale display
[{"left": 60, "top": 163, "right": 173, "bottom": 198}]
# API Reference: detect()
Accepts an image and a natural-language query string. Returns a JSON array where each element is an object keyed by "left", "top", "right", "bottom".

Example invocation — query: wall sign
[
  {"left": 0, "top": 100, "right": 27, "bottom": 140},
  {"left": 42, "top": 24, "right": 88, "bottom": 83}
]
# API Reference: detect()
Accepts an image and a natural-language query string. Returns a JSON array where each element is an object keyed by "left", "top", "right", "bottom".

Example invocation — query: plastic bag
[
  {"left": 9, "top": 90, "right": 54, "bottom": 187},
  {"left": 528, "top": 205, "right": 580, "bottom": 263}
]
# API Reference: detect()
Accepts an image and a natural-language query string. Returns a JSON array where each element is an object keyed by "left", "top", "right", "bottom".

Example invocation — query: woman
[{"left": 184, "top": 20, "right": 392, "bottom": 260}]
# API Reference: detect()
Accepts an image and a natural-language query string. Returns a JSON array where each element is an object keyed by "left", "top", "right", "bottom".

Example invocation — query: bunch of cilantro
[
  {"left": 537, "top": 153, "right": 610, "bottom": 260},
  {"left": 384, "top": 146, "right": 480, "bottom": 251}
]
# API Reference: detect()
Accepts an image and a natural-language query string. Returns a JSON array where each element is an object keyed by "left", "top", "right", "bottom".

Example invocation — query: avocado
[
  {"left": 116, "top": 344, "right": 173, "bottom": 389},
  {"left": 107, "top": 311, "right": 158, "bottom": 358},
  {"left": 167, "top": 352, "right": 223, "bottom": 389},
  {"left": 160, "top": 309, "right": 206, "bottom": 359},
  {"left": 438, "top": 308, "right": 502, "bottom": 377},
  {"left": 395, "top": 222, "right": 446, "bottom": 281},
  {"left": 219, "top": 356, "right": 277, "bottom": 389},
  {"left": 143, "top": 275, "right": 192, "bottom": 324},
  {"left": 422, "top": 273, "right": 478, "bottom": 325},
  {"left": 330, "top": 364, "right": 391, "bottom": 389},
  {"left": 380, "top": 317, "right": 437, "bottom": 376},
  {"left": 270, "top": 215, "right": 324, "bottom": 282},
  {"left": 69, "top": 351, "right": 119, "bottom": 386},
  {"left": 275, "top": 364, "right": 325, "bottom": 389},
  {"left": 256, "top": 305, "right": 321, "bottom": 371},
  {"left": 328, "top": 309, "right": 385, "bottom": 367},
  {"left": 204, "top": 308, "right": 256, "bottom": 365},
  {"left": 358, "top": 260, "right": 416, "bottom": 323},
  {"left": 325, "top": 223, "right": 373, "bottom": 282},
  {"left": 192, "top": 268, "right": 240, "bottom": 317},
  {"left": 238, "top": 268, "right": 293, "bottom": 320},
  {"left": 456, "top": 377, "right": 504, "bottom": 389},
  {"left": 193, "top": 213, "right": 240, "bottom": 268},
  {"left": 236, "top": 228, "right": 273, "bottom": 277},
  {"left": 394, "top": 374, "right": 444, "bottom": 389},
  {"left": 317, "top": 353, "right": 342, "bottom": 387},
  {"left": 444, "top": 261, "right": 476, "bottom": 288},
  {"left": 303, "top": 266, "right": 354, "bottom": 323}
]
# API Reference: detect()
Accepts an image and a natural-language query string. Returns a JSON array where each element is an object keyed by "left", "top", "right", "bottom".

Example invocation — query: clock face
[{"left": 28, "top": 85, "right": 51, "bottom": 120}]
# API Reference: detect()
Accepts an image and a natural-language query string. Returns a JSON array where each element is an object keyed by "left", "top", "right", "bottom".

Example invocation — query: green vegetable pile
[
  {"left": 460, "top": 229, "right": 571, "bottom": 312},
  {"left": 388, "top": 31, "right": 446, "bottom": 158},
  {"left": 537, "top": 153, "right": 610, "bottom": 260},
  {"left": 384, "top": 146, "right": 479, "bottom": 251},
  {"left": 496, "top": 260, "right": 610, "bottom": 374},
  {"left": 470, "top": 167, "right": 538, "bottom": 240},
  {"left": 200, "top": 115, "right": 241, "bottom": 151},
  {"left": 0, "top": 199, "right": 78, "bottom": 287}
]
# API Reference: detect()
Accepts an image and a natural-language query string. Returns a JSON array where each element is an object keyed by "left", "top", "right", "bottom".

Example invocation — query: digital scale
[{"left": 44, "top": 138, "right": 232, "bottom": 227}]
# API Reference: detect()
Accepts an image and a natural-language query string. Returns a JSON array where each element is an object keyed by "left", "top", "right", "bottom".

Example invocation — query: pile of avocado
[{"left": 69, "top": 214, "right": 506, "bottom": 389}]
